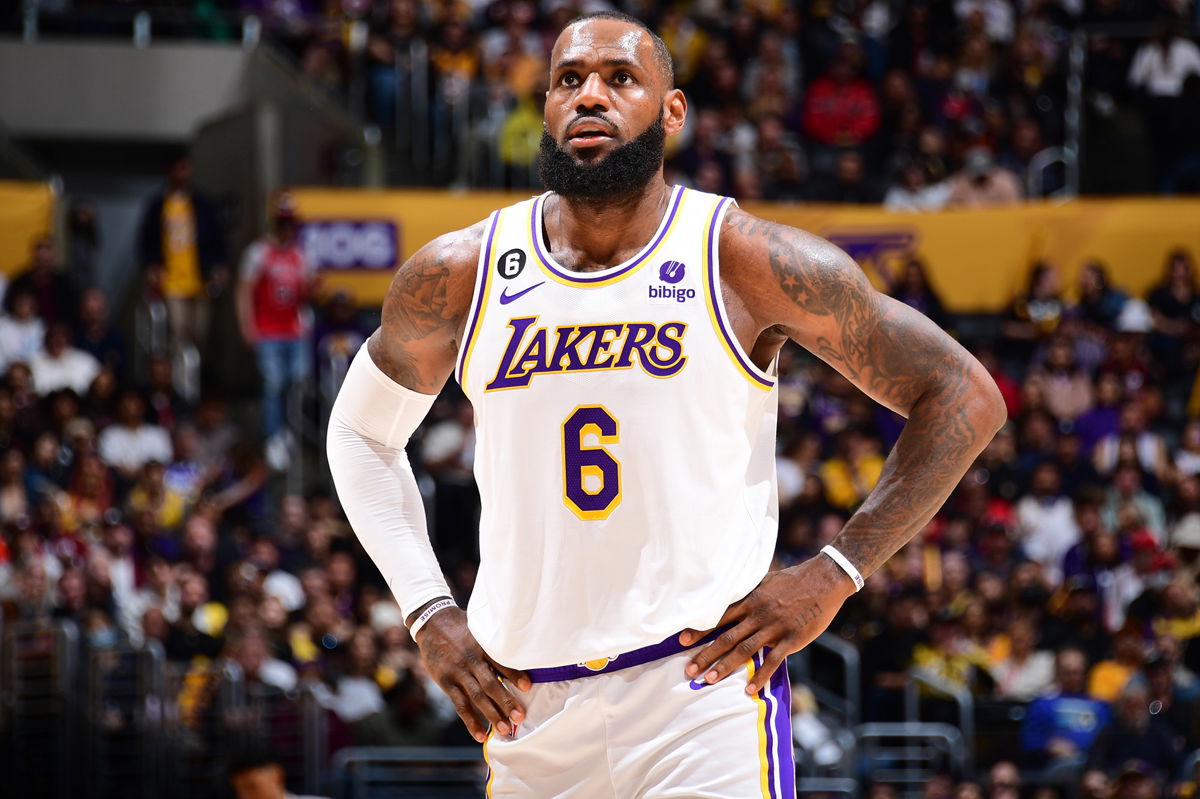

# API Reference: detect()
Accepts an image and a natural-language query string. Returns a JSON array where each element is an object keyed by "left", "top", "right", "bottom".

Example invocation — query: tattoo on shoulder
[
  {"left": 726, "top": 206, "right": 974, "bottom": 420},
  {"left": 389, "top": 258, "right": 454, "bottom": 342},
  {"left": 369, "top": 227, "right": 479, "bottom": 389}
]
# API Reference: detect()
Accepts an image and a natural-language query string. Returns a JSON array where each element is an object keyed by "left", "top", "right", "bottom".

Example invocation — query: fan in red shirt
[
  {"left": 236, "top": 192, "right": 318, "bottom": 470},
  {"left": 802, "top": 40, "right": 882, "bottom": 150}
]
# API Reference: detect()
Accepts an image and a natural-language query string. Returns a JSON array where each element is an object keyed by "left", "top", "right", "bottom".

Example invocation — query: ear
[{"left": 662, "top": 88, "right": 687, "bottom": 138}]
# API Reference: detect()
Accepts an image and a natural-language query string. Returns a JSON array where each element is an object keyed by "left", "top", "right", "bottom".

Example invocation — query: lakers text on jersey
[{"left": 457, "top": 186, "right": 780, "bottom": 671}]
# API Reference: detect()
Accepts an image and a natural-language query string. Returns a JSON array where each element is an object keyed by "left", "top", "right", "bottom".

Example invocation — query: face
[
  {"left": 33, "top": 239, "right": 55, "bottom": 269},
  {"left": 541, "top": 20, "right": 685, "bottom": 201},
  {"left": 1057, "top": 650, "right": 1086, "bottom": 693},
  {"left": 229, "top": 765, "right": 286, "bottom": 799}
]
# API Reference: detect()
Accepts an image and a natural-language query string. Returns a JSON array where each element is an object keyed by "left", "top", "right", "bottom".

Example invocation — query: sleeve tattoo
[{"left": 725, "top": 210, "right": 1006, "bottom": 577}]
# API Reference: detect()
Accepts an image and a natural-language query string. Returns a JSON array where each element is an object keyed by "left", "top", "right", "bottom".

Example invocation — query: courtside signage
[{"left": 299, "top": 220, "right": 400, "bottom": 270}]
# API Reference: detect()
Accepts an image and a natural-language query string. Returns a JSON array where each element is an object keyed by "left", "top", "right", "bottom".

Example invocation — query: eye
[
  {"left": 614, "top": 71, "right": 635, "bottom": 85},
  {"left": 560, "top": 72, "right": 580, "bottom": 87}
]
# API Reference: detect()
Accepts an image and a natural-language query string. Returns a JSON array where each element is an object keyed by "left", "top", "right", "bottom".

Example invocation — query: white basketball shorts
[{"left": 482, "top": 634, "right": 795, "bottom": 798}]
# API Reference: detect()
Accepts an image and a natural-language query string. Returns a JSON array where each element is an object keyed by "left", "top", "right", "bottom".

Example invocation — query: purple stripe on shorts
[
  {"left": 766, "top": 653, "right": 796, "bottom": 798},
  {"left": 524, "top": 625, "right": 730, "bottom": 683},
  {"left": 705, "top": 197, "right": 776, "bottom": 389},
  {"left": 529, "top": 186, "right": 684, "bottom": 284},
  {"left": 757, "top": 651, "right": 779, "bottom": 799}
]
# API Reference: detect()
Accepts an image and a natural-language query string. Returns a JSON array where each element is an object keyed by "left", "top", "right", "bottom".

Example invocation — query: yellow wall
[
  {"left": 287, "top": 189, "right": 1200, "bottom": 311},
  {"left": 0, "top": 181, "right": 55, "bottom": 277}
]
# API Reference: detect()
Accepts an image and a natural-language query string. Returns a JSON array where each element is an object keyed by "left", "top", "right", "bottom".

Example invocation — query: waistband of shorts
[{"left": 524, "top": 626, "right": 730, "bottom": 683}]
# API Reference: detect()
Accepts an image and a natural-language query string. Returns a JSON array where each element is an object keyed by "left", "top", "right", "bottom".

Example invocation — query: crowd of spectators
[
  {"left": 3, "top": 212, "right": 1200, "bottom": 793},
  {"left": 16, "top": 0, "right": 1200, "bottom": 198}
]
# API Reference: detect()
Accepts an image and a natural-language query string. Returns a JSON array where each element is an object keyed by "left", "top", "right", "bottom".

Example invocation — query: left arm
[{"left": 682, "top": 208, "right": 1006, "bottom": 693}]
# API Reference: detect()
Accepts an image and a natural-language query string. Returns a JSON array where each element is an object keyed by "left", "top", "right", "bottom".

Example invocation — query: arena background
[{"left": 1, "top": 1, "right": 1199, "bottom": 797}]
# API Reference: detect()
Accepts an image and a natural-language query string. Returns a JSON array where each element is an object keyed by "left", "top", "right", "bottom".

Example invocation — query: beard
[{"left": 538, "top": 112, "right": 665, "bottom": 203}]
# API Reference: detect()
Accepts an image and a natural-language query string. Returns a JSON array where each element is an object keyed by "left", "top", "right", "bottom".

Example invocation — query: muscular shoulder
[
  {"left": 717, "top": 205, "right": 874, "bottom": 334},
  {"left": 369, "top": 219, "right": 487, "bottom": 393}
]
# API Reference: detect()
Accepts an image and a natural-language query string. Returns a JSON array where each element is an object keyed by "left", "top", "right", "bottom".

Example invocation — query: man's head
[
  {"left": 539, "top": 13, "right": 685, "bottom": 203},
  {"left": 227, "top": 747, "right": 288, "bottom": 799},
  {"left": 1055, "top": 647, "right": 1088, "bottom": 694},
  {"left": 31, "top": 235, "right": 55, "bottom": 271},
  {"left": 988, "top": 761, "right": 1020, "bottom": 799},
  {"left": 167, "top": 157, "right": 192, "bottom": 191}
]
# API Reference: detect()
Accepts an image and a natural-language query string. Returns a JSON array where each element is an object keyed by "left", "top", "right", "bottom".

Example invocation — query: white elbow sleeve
[{"left": 326, "top": 345, "right": 452, "bottom": 620}]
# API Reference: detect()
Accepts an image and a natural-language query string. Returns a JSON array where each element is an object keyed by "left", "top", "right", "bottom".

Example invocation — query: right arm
[
  {"left": 236, "top": 243, "right": 261, "bottom": 346},
  {"left": 326, "top": 221, "right": 529, "bottom": 743}
]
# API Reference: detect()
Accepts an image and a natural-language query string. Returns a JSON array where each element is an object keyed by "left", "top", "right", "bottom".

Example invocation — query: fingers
[
  {"left": 492, "top": 663, "right": 533, "bottom": 693},
  {"left": 468, "top": 657, "right": 526, "bottom": 725},
  {"left": 445, "top": 684, "right": 490, "bottom": 743},
  {"left": 685, "top": 619, "right": 766, "bottom": 685},
  {"left": 747, "top": 645, "right": 788, "bottom": 695}
]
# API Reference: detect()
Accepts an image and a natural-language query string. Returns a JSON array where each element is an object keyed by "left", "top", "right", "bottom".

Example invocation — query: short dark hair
[
  {"left": 227, "top": 745, "right": 283, "bottom": 781},
  {"left": 562, "top": 11, "right": 675, "bottom": 88}
]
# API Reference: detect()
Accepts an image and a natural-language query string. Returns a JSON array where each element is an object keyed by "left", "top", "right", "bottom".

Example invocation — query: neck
[{"left": 544, "top": 178, "right": 671, "bottom": 272}]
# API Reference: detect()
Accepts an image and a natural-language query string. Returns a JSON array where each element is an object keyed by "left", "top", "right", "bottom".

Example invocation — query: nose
[{"left": 575, "top": 71, "right": 609, "bottom": 112}]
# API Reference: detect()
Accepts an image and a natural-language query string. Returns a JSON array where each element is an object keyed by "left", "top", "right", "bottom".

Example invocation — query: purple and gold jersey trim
[
  {"left": 456, "top": 209, "right": 501, "bottom": 386},
  {"left": 703, "top": 197, "right": 777, "bottom": 391},
  {"left": 749, "top": 649, "right": 796, "bottom": 799},
  {"left": 524, "top": 625, "right": 729, "bottom": 683},
  {"left": 529, "top": 185, "right": 686, "bottom": 287}
]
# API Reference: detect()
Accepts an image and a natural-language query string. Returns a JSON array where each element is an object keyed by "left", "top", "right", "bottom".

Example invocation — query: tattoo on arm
[
  {"left": 369, "top": 234, "right": 474, "bottom": 393},
  {"left": 726, "top": 210, "right": 1004, "bottom": 578}
]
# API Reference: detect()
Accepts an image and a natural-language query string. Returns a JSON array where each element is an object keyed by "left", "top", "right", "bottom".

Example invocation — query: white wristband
[
  {"left": 408, "top": 598, "right": 456, "bottom": 639},
  {"left": 821, "top": 545, "right": 864, "bottom": 592}
]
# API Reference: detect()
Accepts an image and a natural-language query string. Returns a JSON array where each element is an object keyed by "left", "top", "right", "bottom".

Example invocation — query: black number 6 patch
[{"left": 497, "top": 248, "right": 526, "bottom": 279}]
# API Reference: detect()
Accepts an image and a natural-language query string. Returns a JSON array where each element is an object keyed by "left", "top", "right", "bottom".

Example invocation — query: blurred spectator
[
  {"left": 313, "top": 289, "right": 369, "bottom": 396},
  {"left": 1147, "top": 249, "right": 1199, "bottom": 378},
  {"left": 991, "top": 616, "right": 1056, "bottom": 700},
  {"left": 1025, "top": 336, "right": 1094, "bottom": 423},
  {"left": 139, "top": 157, "right": 228, "bottom": 353},
  {"left": 808, "top": 149, "right": 883, "bottom": 204},
  {"left": 0, "top": 287, "right": 46, "bottom": 372},
  {"left": 1005, "top": 263, "right": 1065, "bottom": 346},
  {"left": 97, "top": 390, "right": 172, "bottom": 481},
  {"left": 1021, "top": 647, "right": 1110, "bottom": 769},
  {"left": 1108, "top": 762, "right": 1160, "bottom": 799},
  {"left": 802, "top": 40, "right": 881, "bottom": 156},
  {"left": 1093, "top": 401, "right": 1168, "bottom": 481},
  {"left": 1015, "top": 462, "right": 1079, "bottom": 582},
  {"left": 753, "top": 114, "right": 808, "bottom": 202},
  {"left": 873, "top": 257, "right": 950, "bottom": 330},
  {"left": 820, "top": 426, "right": 885, "bottom": 511},
  {"left": 884, "top": 159, "right": 951, "bottom": 211},
  {"left": 4, "top": 235, "right": 75, "bottom": 325},
  {"left": 1086, "top": 681, "right": 1180, "bottom": 778},
  {"left": 1088, "top": 625, "right": 1145, "bottom": 702},
  {"left": 945, "top": 147, "right": 1023, "bottom": 208},
  {"left": 1102, "top": 463, "right": 1167, "bottom": 543},
  {"left": 236, "top": 192, "right": 317, "bottom": 470},
  {"left": 986, "top": 762, "right": 1021, "bottom": 799},
  {"left": 65, "top": 200, "right": 99, "bottom": 294},
  {"left": 1074, "top": 261, "right": 1128, "bottom": 330},
  {"left": 74, "top": 287, "right": 126, "bottom": 379},
  {"left": 30, "top": 322, "right": 100, "bottom": 396},
  {"left": 1129, "top": 16, "right": 1200, "bottom": 187},
  {"left": 227, "top": 746, "right": 331, "bottom": 799}
]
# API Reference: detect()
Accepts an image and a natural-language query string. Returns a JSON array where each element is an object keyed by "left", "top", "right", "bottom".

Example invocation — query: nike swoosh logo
[
  {"left": 499, "top": 282, "right": 545, "bottom": 305},
  {"left": 688, "top": 679, "right": 711, "bottom": 690}
]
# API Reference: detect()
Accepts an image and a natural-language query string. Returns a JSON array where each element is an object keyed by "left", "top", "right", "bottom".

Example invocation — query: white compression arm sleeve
[{"left": 326, "top": 344, "right": 452, "bottom": 621}]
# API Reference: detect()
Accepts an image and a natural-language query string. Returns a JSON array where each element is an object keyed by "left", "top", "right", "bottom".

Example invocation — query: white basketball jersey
[{"left": 456, "top": 185, "right": 779, "bottom": 670}]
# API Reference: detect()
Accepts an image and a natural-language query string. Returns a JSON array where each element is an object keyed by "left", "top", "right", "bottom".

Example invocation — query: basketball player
[{"left": 327, "top": 12, "right": 1006, "bottom": 797}]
